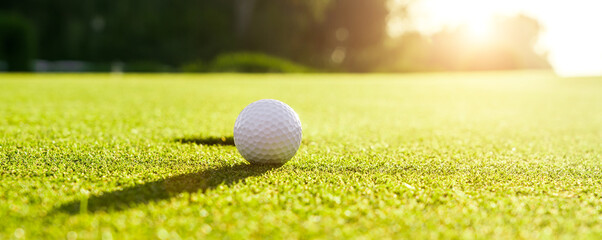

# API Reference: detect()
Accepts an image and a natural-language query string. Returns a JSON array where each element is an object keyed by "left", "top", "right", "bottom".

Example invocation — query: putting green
[{"left": 1, "top": 72, "right": 601, "bottom": 239}]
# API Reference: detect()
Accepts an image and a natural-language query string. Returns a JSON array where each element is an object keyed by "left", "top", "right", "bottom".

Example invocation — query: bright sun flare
[
  {"left": 465, "top": 21, "right": 493, "bottom": 44},
  {"left": 390, "top": 0, "right": 602, "bottom": 76}
]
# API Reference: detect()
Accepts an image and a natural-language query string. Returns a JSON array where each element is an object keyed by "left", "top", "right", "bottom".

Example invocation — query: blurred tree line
[
  {"left": 386, "top": 14, "right": 550, "bottom": 71},
  {"left": 0, "top": 0, "right": 549, "bottom": 72}
]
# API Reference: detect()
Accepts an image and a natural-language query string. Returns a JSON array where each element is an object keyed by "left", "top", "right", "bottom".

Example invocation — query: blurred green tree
[
  {"left": 321, "top": 0, "right": 389, "bottom": 72},
  {"left": 240, "top": 0, "right": 390, "bottom": 72},
  {"left": 1, "top": 0, "right": 236, "bottom": 66},
  {"left": 0, "top": 13, "right": 35, "bottom": 71}
]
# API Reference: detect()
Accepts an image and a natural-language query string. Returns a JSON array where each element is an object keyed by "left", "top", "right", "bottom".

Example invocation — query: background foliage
[
  {"left": 0, "top": 0, "right": 549, "bottom": 72},
  {"left": 0, "top": 13, "right": 35, "bottom": 71}
]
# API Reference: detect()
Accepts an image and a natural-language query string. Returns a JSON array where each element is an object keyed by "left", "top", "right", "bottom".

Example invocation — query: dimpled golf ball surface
[{"left": 234, "top": 99, "right": 302, "bottom": 164}]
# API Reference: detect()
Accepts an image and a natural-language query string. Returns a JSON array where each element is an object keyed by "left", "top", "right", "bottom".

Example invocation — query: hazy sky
[{"left": 390, "top": 0, "right": 602, "bottom": 76}]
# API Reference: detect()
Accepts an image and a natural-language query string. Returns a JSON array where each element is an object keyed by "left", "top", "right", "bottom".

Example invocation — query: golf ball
[{"left": 234, "top": 99, "right": 302, "bottom": 164}]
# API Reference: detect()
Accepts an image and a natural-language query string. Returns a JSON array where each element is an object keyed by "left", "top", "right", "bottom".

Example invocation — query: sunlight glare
[
  {"left": 464, "top": 20, "right": 494, "bottom": 44},
  {"left": 390, "top": 0, "right": 602, "bottom": 76}
]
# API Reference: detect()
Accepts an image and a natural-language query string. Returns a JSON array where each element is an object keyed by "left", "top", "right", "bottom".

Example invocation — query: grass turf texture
[{"left": 1, "top": 72, "right": 601, "bottom": 239}]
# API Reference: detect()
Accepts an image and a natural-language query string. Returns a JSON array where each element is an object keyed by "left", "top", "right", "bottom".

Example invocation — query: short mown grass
[{"left": 1, "top": 72, "right": 601, "bottom": 239}]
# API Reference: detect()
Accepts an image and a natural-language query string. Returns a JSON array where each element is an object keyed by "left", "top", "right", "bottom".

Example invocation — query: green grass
[{"left": 1, "top": 72, "right": 601, "bottom": 239}]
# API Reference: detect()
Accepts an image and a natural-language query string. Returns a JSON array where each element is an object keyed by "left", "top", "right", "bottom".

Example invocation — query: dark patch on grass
[
  {"left": 55, "top": 163, "right": 281, "bottom": 214},
  {"left": 174, "top": 136, "right": 235, "bottom": 146}
]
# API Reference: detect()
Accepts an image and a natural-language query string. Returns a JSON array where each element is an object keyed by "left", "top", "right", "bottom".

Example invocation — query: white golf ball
[{"left": 233, "top": 99, "right": 302, "bottom": 164}]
